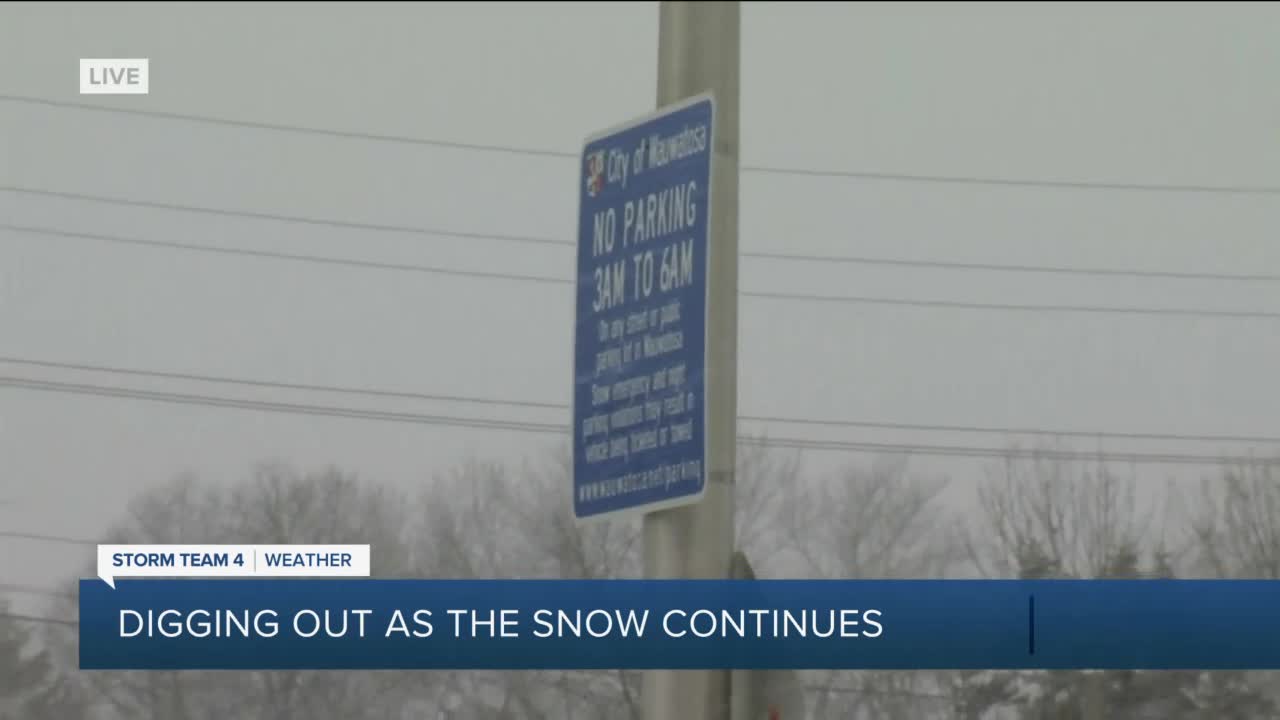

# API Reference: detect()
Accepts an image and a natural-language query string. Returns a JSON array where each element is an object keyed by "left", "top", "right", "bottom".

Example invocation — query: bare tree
[
  {"left": 408, "top": 456, "right": 636, "bottom": 720},
  {"left": 43, "top": 464, "right": 427, "bottom": 720},
  {"left": 0, "top": 598, "right": 85, "bottom": 720},
  {"left": 953, "top": 450, "right": 1274, "bottom": 719},
  {"left": 415, "top": 438, "right": 809, "bottom": 719},
  {"left": 35, "top": 442, "right": 983, "bottom": 719},
  {"left": 1182, "top": 458, "right": 1280, "bottom": 710},
  {"left": 951, "top": 451, "right": 1154, "bottom": 719},
  {"left": 1186, "top": 459, "right": 1280, "bottom": 580},
  {"left": 964, "top": 450, "right": 1157, "bottom": 581},
  {"left": 734, "top": 436, "right": 801, "bottom": 573},
  {"left": 771, "top": 453, "right": 959, "bottom": 720}
]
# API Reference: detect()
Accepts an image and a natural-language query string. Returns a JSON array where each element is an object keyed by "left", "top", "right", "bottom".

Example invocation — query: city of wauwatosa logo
[{"left": 585, "top": 150, "right": 605, "bottom": 197}]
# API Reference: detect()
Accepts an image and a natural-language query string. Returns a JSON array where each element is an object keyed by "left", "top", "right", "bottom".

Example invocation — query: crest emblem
[{"left": 585, "top": 150, "right": 606, "bottom": 197}]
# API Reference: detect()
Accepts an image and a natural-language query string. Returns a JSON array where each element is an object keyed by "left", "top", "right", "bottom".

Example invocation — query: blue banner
[{"left": 78, "top": 579, "right": 1280, "bottom": 670}]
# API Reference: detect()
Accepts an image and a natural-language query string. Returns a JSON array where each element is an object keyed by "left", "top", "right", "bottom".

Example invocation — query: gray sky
[{"left": 3, "top": 1, "right": 1280, "bottom": 613}]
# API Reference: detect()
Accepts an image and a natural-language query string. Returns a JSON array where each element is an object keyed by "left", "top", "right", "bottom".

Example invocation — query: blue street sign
[{"left": 573, "top": 94, "right": 715, "bottom": 522}]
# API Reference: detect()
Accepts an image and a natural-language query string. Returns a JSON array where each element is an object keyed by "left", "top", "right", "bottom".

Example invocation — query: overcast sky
[{"left": 3, "top": 1, "right": 1280, "bottom": 614}]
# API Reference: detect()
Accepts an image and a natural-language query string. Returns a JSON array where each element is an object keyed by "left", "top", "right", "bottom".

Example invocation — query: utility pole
[
  {"left": 1082, "top": 671, "right": 1106, "bottom": 720},
  {"left": 643, "top": 2, "right": 741, "bottom": 720}
]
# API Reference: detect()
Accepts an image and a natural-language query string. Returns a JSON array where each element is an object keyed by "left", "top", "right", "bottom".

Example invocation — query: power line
[
  {"left": 0, "top": 611, "right": 78, "bottom": 628},
  {"left": 6, "top": 95, "right": 1280, "bottom": 196},
  {"left": 0, "top": 95, "right": 577, "bottom": 159},
  {"left": 8, "top": 189, "right": 1280, "bottom": 286},
  {"left": 741, "top": 414, "right": 1280, "bottom": 445},
  {"left": 1, "top": 187, "right": 570, "bottom": 248},
  {"left": 746, "top": 249, "right": 1280, "bottom": 284},
  {"left": 2, "top": 374, "right": 1275, "bottom": 467},
  {"left": 0, "top": 582, "right": 75, "bottom": 601},
  {"left": 11, "top": 222, "right": 1280, "bottom": 291},
  {"left": 0, "top": 531, "right": 95, "bottom": 547},
  {"left": 0, "top": 224, "right": 568, "bottom": 286},
  {"left": 0, "top": 357, "right": 568, "bottom": 411},
  {"left": 7, "top": 222, "right": 1278, "bottom": 320},
  {"left": 752, "top": 436, "right": 1276, "bottom": 466},
  {"left": 746, "top": 164, "right": 1280, "bottom": 196},
  {"left": 808, "top": 685, "right": 950, "bottom": 701},
  {"left": 4, "top": 356, "right": 1279, "bottom": 445},
  {"left": 0, "top": 376, "right": 568, "bottom": 435},
  {"left": 743, "top": 290, "right": 1280, "bottom": 320},
  {"left": 0, "top": 530, "right": 98, "bottom": 546}
]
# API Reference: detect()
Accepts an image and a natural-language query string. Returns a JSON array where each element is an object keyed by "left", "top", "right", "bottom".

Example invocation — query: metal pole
[
  {"left": 644, "top": 3, "right": 741, "bottom": 720},
  {"left": 1082, "top": 671, "right": 1106, "bottom": 720},
  {"left": 729, "top": 553, "right": 755, "bottom": 720}
]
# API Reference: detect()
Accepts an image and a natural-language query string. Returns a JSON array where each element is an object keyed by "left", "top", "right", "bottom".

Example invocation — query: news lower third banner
[{"left": 79, "top": 578, "right": 1280, "bottom": 670}]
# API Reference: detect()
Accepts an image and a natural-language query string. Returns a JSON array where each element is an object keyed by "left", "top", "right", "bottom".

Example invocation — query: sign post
[
  {"left": 643, "top": 4, "right": 741, "bottom": 718},
  {"left": 730, "top": 552, "right": 808, "bottom": 720},
  {"left": 575, "top": 3, "right": 740, "bottom": 717}
]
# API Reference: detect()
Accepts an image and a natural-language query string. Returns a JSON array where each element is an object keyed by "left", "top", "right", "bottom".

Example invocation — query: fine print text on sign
[{"left": 573, "top": 94, "right": 715, "bottom": 521}]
